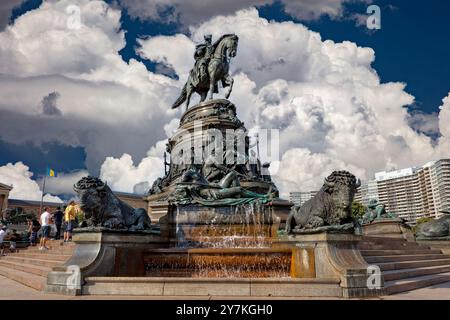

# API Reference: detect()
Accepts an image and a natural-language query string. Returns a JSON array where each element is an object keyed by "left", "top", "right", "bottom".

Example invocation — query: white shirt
[
  {"left": 41, "top": 211, "right": 51, "bottom": 227},
  {"left": 0, "top": 229, "right": 5, "bottom": 243}
]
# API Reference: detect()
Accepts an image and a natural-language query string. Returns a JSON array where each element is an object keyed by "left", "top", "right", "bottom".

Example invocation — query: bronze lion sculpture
[
  {"left": 73, "top": 176, "right": 151, "bottom": 231},
  {"left": 286, "top": 171, "right": 360, "bottom": 233}
]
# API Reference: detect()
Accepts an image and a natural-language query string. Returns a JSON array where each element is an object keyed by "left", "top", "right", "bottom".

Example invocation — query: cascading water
[
  {"left": 144, "top": 202, "right": 291, "bottom": 278},
  {"left": 182, "top": 202, "right": 274, "bottom": 248}
]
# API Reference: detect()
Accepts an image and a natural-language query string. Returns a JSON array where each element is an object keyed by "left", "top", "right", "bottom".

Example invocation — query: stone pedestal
[
  {"left": 275, "top": 232, "right": 385, "bottom": 298},
  {"left": 362, "top": 219, "right": 414, "bottom": 241},
  {"left": 44, "top": 229, "right": 168, "bottom": 295},
  {"left": 416, "top": 239, "right": 450, "bottom": 254}
]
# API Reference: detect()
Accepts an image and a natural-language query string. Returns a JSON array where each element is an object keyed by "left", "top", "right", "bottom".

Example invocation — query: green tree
[
  {"left": 8, "top": 207, "right": 34, "bottom": 224},
  {"left": 352, "top": 201, "right": 366, "bottom": 220}
]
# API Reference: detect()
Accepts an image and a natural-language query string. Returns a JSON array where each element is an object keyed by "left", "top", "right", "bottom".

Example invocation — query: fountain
[{"left": 44, "top": 33, "right": 379, "bottom": 298}]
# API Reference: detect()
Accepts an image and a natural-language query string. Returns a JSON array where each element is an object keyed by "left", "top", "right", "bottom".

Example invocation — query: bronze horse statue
[{"left": 172, "top": 34, "right": 239, "bottom": 111}]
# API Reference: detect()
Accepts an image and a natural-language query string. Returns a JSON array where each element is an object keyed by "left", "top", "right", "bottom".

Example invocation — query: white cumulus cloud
[
  {"left": 38, "top": 170, "right": 89, "bottom": 196},
  {"left": 1, "top": 2, "right": 448, "bottom": 198},
  {"left": 0, "top": 0, "right": 179, "bottom": 172},
  {"left": 117, "top": 0, "right": 371, "bottom": 28},
  {"left": 136, "top": 8, "right": 448, "bottom": 196},
  {"left": 0, "top": 162, "right": 63, "bottom": 202}
]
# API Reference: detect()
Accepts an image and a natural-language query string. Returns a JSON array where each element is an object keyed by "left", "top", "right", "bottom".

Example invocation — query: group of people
[
  {"left": 0, "top": 201, "right": 81, "bottom": 255},
  {"left": 28, "top": 200, "right": 80, "bottom": 251},
  {"left": 0, "top": 225, "right": 22, "bottom": 256}
]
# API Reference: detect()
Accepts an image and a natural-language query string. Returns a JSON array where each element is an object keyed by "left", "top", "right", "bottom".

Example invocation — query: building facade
[
  {"left": 114, "top": 192, "right": 148, "bottom": 210},
  {"left": 289, "top": 191, "right": 318, "bottom": 207},
  {"left": 356, "top": 159, "right": 450, "bottom": 225},
  {"left": 354, "top": 180, "right": 378, "bottom": 206},
  {"left": 429, "top": 159, "right": 450, "bottom": 217},
  {"left": 0, "top": 183, "right": 13, "bottom": 219},
  {"left": 7, "top": 199, "right": 62, "bottom": 218},
  {"left": 1, "top": 189, "right": 148, "bottom": 220}
]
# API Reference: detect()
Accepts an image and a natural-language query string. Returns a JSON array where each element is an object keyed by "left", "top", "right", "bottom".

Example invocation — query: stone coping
[
  {"left": 72, "top": 230, "right": 168, "bottom": 244},
  {"left": 73, "top": 227, "right": 160, "bottom": 235},
  {"left": 416, "top": 237, "right": 450, "bottom": 241},
  {"left": 84, "top": 276, "right": 340, "bottom": 284},
  {"left": 277, "top": 232, "right": 362, "bottom": 242},
  {"left": 362, "top": 218, "right": 405, "bottom": 225}
]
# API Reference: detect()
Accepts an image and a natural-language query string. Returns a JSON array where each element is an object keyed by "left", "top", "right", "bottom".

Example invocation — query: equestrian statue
[{"left": 172, "top": 34, "right": 239, "bottom": 111}]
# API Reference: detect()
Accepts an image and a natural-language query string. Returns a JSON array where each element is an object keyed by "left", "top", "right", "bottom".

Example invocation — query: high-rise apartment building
[
  {"left": 429, "top": 159, "right": 450, "bottom": 217},
  {"left": 289, "top": 191, "right": 318, "bottom": 207},
  {"left": 354, "top": 180, "right": 379, "bottom": 206},
  {"left": 355, "top": 159, "right": 450, "bottom": 225}
]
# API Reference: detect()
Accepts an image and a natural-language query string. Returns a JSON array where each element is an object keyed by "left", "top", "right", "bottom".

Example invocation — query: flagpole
[{"left": 39, "top": 171, "right": 47, "bottom": 215}]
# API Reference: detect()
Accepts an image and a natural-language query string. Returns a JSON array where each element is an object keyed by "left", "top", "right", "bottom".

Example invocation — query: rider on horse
[
  {"left": 172, "top": 33, "right": 239, "bottom": 111},
  {"left": 191, "top": 34, "right": 214, "bottom": 87}
]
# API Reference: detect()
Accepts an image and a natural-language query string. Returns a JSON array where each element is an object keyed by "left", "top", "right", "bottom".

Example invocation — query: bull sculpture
[
  {"left": 73, "top": 176, "right": 151, "bottom": 231},
  {"left": 285, "top": 171, "right": 361, "bottom": 234}
]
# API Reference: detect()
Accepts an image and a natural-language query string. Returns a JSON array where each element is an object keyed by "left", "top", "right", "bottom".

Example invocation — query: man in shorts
[
  {"left": 39, "top": 207, "right": 51, "bottom": 251},
  {"left": 63, "top": 201, "right": 77, "bottom": 244}
]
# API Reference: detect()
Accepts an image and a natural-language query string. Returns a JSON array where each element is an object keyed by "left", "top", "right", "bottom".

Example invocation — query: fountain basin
[{"left": 144, "top": 247, "right": 292, "bottom": 278}]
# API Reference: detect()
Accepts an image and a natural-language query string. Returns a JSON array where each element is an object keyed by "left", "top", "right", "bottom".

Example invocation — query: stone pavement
[
  {"left": 1, "top": 275, "right": 449, "bottom": 300},
  {"left": 381, "top": 281, "right": 450, "bottom": 300}
]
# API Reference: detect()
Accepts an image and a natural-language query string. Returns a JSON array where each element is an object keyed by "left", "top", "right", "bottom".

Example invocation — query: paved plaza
[{"left": 1, "top": 275, "right": 449, "bottom": 300}]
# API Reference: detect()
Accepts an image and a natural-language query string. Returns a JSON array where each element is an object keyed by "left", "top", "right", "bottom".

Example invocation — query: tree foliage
[{"left": 352, "top": 201, "right": 366, "bottom": 220}]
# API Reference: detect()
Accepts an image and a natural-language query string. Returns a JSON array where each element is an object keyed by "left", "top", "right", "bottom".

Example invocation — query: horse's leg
[
  {"left": 185, "top": 85, "right": 192, "bottom": 112},
  {"left": 200, "top": 90, "right": 207, "bottom": 102},
  {"left": 208, "top": 63, "right": 216, "bottom": 100},
  {"left": 225, "top": 74, "right": 234, "bottom": 99}
]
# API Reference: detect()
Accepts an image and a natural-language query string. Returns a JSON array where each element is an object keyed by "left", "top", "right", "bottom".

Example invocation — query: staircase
[
  {"left": 359, "top": 237, "right": 450, "bottom": 295},
  {"left": 0, "top": 241, "right": 75, "bottom": 291}
]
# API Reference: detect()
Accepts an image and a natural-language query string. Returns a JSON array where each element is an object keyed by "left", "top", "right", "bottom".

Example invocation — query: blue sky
[{"left": 0, "top": 0, "right": 449, "bottom": 198}]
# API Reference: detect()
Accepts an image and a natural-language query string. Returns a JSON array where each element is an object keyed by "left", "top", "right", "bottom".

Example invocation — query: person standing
[
  {"left": 0, "top": 225, "right": 6, "bottom": 256},
  {"left": 52, "top": 207, "right": 63, "bottom": 240},
  {"left": 39, "top": 207, "right": 51, "bottom": 251},
  {"left": 27, "top": 217, "right": 40, "bottom": 246},
  {"left": 63, "top": 201, "right": 77, "bottom": 244}
]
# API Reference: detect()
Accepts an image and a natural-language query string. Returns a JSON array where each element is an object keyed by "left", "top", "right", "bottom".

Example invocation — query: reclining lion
[{"left": 73, "top": 176, "right": 151, "bottom": 231}]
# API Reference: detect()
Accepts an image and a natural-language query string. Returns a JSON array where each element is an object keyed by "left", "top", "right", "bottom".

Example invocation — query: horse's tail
[{"left": 171, "top": 83, "right": 187, "bottom": 109}]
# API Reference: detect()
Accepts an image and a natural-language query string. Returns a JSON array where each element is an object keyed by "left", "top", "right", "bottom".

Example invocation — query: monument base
[
  {"left": 416, "top": 238, "right": 450, "bottom": 254},
  {"left": 362, "top": 219, "right": 414, "bottom": 241},
  {"left": 275, "top": 232, "right": 385, "bottom": 298},
  {"left": 44, "top": 229, "right": 168, "bottom": 295}
]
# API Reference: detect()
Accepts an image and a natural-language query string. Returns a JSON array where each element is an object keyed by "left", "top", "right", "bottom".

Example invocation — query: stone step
[
  {"left": 0, "top": 265, "right": 46, "bottom": 291},
  {"left": 2, "top": 255, "right": 63, "bottom": 268},
  {"left": 385, "top": 272, "right": 450, "bottom": 295},
  {"left": 361, "top": 249, "right": 442, "bottom": 256},
  {"left": 359, "top": 239, "right": 420, "bottom": 246},
  {"left": 11, "top": 252, "right": 71, "bottom": 262},
  {"left": 82, "top": 277, "right": 343, "bottom": 297},
  {"left": 22, "top": 250, "right": 74, "bottom": 257},
  {"left": 361, "top": 237, "right": 411, "bottom": 243},
  {"left": 378, "top": 259, "right": 450, "bottom": 271},
  {"left": 21, "top": 244, "right": 75, "bottom": 253},
  {"left": 365, "top": 254, "right": 450, "bottom": 264},
  {"left": 23, "top": 247, "right": 75, "bottom": 255},
  {"left": 0, "top": 259, "right": 52, "bottom": 277},
  {"left": 358, "top": 244, "right": 428, "bottom": 251},
  {"left": 29, "top": 243, "right": 76, "bottom": 249},
  {"left": 383, "top": 265, "right": 450, "bottom": 282}
]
